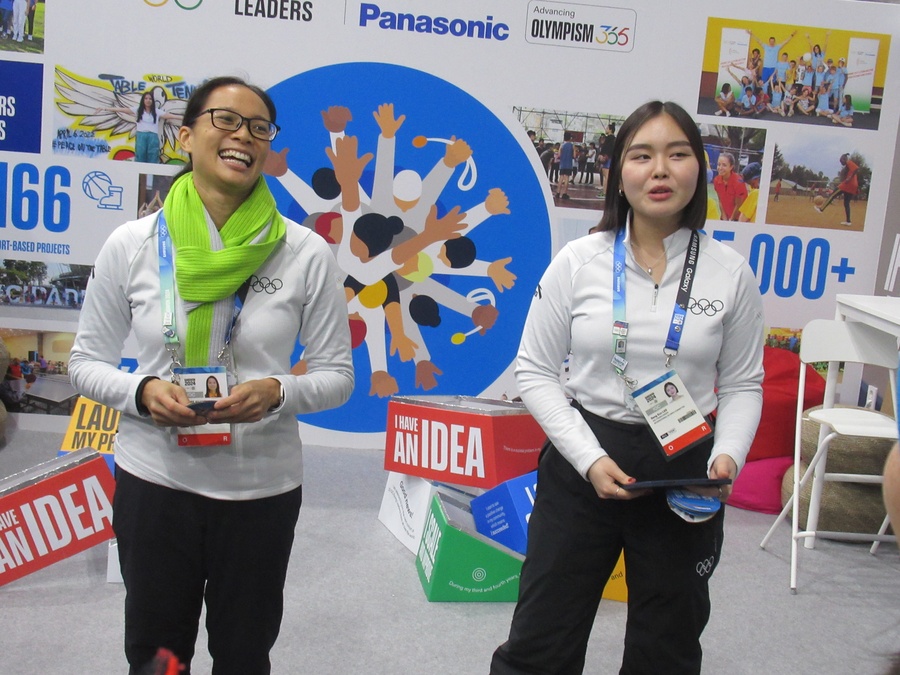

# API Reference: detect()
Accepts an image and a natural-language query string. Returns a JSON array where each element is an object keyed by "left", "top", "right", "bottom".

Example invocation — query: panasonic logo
[{"left": 358, "top": 3, "right": 510, "bottom": 41}]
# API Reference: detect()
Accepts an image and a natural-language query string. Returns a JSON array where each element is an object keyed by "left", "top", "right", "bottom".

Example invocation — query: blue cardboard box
[{"left": 470, "top": 471, "right": 537, "bottom": 555}]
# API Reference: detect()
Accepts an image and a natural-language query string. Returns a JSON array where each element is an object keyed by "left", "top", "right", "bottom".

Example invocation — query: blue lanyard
[
  {"left": 611, "top": 227, "right": 700, "bottom": 388},
  {"left": 156, "top": 210, "right": 249, "bottom": 378}
]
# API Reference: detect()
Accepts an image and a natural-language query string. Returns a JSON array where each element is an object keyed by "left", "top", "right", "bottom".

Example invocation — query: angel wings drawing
[{"left": 54, "top": 67, "right": 187, "bottom": 164}]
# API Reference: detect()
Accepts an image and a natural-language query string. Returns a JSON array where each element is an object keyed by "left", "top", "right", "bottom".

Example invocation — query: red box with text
[
  {"left": 385, "top": 396, "right": 545, "bottom": 489},
  {"left": 0, "top": 448, "right": 116, "bottom": 587}
]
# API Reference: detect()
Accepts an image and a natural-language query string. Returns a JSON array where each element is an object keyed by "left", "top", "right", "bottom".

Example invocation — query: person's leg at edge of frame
[
  {"left": 618, "top": 496, "right": 724, "bottom": 675},
  {"left": 203, "top": 485, "right": 302, "bottom": 675},
  {"left": 819, "top": 189, "right": 842, "bottom": 212},
  {"left": 490, "top": 444, "right": 623, "bottom": 675},
  {"left": 113, "top": 468, "right": 206, "bottom": 674}
]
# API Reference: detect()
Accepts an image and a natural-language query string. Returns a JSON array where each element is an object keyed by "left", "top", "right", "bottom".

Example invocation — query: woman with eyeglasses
[{"left": 70, "top": 76, "right": 354, "bottom": 674}]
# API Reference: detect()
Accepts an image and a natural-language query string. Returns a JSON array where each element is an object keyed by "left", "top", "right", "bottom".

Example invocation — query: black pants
[
  {"left": 114, "top": 469, "right": 302, "bottom": 675},
  {"left": 821, "top": 189, "right": 853, "bottom": 221},
  {"left": 491, "top": 410, "right": 723, "bottom": 675}
]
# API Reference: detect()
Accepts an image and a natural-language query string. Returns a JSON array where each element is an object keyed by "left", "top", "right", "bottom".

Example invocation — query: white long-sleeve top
[
  {"left": 515, "top": 223, "right": 764, "bottom": 480},
  {"left": 69, "top": 211, "right": 354, "bottom": 500}
]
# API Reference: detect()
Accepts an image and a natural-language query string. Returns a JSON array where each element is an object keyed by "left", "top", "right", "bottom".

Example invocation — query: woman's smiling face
[
  {"left": 717, "top": 154, "right": 733, "bottom": 178},
  {"left": 178, "top": 84, "right": 272, "bottom": 201}
]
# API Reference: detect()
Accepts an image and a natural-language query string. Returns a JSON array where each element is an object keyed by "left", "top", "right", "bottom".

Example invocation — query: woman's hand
[
  {"left": 204, "top": 378, "right": 282, "bottom": 425},
  {"left": 709, "top": 455, "right": 737, "bottom": 501},
  {"left": 141, "top": 378, "right": 207, "bottom": 427},
  {"left": 689, "top": 454, "right": 738, "bottom": 501},
  {"left": 587, "top": 456, "right": 647, "bottom": 501}
]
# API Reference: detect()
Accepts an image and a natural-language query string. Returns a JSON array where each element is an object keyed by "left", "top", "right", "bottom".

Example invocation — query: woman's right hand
[
  {"left": 587, "top": 456, "right": 646, "bottom": 501},
  {"left": 141, "top": 378, "right": 207, "bottom": 427}
]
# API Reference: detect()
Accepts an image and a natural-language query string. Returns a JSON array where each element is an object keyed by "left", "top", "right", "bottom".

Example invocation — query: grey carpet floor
[{"left": 1, "top": 420, "right": 899, "bottom": 674}]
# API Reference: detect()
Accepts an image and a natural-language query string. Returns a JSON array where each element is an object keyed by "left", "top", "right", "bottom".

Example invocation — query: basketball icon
[{"left": 82, "top": 171, "right": 113, "bottom": 200}]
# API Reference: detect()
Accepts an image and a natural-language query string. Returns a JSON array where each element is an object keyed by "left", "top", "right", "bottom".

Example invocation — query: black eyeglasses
[{"left": 199, "top": 108, "right": 280, "bottom": 141}]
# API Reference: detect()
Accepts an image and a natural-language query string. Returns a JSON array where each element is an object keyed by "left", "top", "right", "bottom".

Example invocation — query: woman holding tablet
[{"left": 491, "top": 100, "right": 763, "bottom": 674}]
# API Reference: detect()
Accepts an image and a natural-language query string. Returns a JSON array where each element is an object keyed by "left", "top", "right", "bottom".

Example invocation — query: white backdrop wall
[{"left": 1, "top": 0, "right": 899, "bottom": 445}]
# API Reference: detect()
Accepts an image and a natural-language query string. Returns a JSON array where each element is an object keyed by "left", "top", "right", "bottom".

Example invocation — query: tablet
[
  {"left": 619, "top": 477, "right": 732, "bottom": 491},
  {"left": 188, "top": 400, "right": 217, "bottom": 414}
]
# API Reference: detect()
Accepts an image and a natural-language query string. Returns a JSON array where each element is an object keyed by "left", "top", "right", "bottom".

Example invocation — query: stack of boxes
[
  {"left": 379, "top": 395, "right": 626, "bottom": 603},
  {"left": 380, "top": 395, "right": 543, "bottom": 601}
]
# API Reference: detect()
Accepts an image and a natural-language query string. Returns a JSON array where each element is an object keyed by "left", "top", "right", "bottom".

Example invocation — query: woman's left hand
[
  {"left": 203, "top": 378, "right": 282, "bottom": 424},
  {"left": 692, "top": 455, "right": 738, "bottom": 501}
]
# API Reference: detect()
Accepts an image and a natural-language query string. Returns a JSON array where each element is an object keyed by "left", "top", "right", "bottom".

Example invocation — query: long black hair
[
  {"left": 595, "top": 100, "right": 707, "bottom": 233},
  {"left": 135, "top": 90, "right": 158, "bottom": 124},
  {"left": 175, "top": 76, "right": 277, "bottom": 178}
]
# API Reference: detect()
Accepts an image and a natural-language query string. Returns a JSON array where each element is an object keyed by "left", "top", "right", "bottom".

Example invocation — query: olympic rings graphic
[
  {"left": 695, "top": 556, "right": 715, "bottom": 577},
  {"left": 687, "top": 298, "right": 724, "bottom": 316},
  {"left": 144, "top": 0, "right": 203, "bottom": 10},
  {"left": 250, "top": 276, "right": 284, "bottom": 294}
]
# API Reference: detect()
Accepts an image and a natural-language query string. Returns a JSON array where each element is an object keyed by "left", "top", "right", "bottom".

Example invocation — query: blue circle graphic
[{"left": 267, "top": 63, "right": 550, "bottom": 433}]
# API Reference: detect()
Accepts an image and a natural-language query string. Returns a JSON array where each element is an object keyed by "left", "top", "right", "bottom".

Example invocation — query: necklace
[{"left": 632, "top": 242, "right": 666, "bottom": 274}]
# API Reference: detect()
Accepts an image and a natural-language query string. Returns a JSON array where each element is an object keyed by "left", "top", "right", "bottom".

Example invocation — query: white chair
[{"left": 760, "top": 318, "right": 898, "bottom": 593}]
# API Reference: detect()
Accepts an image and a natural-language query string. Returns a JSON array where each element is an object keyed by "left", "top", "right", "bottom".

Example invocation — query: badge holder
[
  {"left": 174, "top": 365, "right": 231, "bottom": 447},
  {"left": 630, "top": 371, "right": 713, "bottom": 461}
]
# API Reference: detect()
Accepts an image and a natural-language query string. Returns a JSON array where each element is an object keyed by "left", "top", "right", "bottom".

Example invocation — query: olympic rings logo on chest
[
  {"left": 688, "top": 298, "right": 724, "bottom": 316},
  {"left": 250, "top": 275, "right": 283, "bottom": 294}
]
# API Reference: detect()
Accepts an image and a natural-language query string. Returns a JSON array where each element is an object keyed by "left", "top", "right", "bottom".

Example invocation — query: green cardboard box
[{"left": 416, "top": 492, "right": 524, "bottom": 602}]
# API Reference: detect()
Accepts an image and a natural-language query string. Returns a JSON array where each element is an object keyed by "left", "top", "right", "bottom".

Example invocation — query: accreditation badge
[
  {"left": 630, "top": 371, "right": 712, "bottom": 461},
  {"left": 173, "top": 366, "right": 231, "bottom": 447}
]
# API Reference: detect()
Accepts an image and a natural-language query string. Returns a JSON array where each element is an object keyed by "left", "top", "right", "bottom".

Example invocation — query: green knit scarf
[{"left": 164, "top": 173, "right": 285, "bottom": 366}]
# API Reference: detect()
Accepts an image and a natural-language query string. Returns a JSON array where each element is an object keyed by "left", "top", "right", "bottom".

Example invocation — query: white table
[
  {"left": 834, "top": 294, "right": 900, "bottom": 407},
  {"left": 836, "top": 294, "right": 900, "bottom": 339}
]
